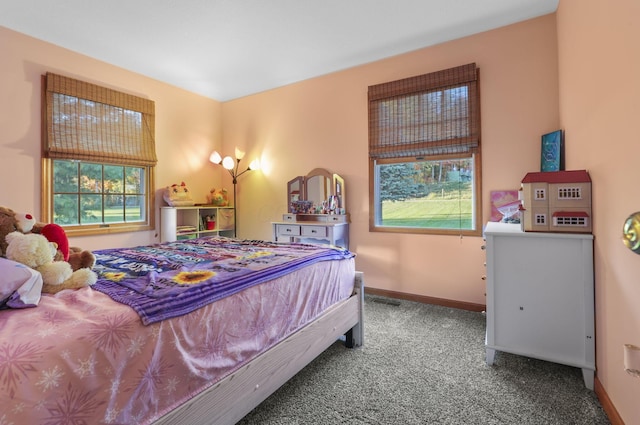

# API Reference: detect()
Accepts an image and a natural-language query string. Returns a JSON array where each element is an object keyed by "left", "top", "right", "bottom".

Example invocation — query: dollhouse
[{"left": 519, "top": 169, "right": 592, "bottom": 233}]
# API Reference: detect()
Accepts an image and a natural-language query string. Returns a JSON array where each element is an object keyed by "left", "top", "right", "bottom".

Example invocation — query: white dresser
[
  {"left": 483, "top": 222, "right": 595, "bottom": 389},
  {"left": 272, "top": 213, "right": 349, "bottom": 249}
]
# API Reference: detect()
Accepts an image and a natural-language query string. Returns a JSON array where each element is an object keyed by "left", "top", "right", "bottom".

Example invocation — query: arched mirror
[
  {"left": 305, "top": 168, "right": 332, "bottom": 208},
  {"left": 286, "top": 168, "right": 346, "bottom": 215}
]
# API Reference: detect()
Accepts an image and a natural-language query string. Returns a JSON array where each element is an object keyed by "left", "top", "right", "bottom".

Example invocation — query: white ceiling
[{"left": 1, "top": 0, "right": 558, "bottom": 101}]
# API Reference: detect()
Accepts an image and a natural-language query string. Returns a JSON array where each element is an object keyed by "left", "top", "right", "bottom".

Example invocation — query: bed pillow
[{"left": 0, "top": 257, "right": 43, "bottom": 309}]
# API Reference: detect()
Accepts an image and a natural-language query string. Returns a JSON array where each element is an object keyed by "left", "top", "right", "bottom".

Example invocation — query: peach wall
[
  {"left": 223, "top": 14, "right": 559, "bottom": 306},
  {"left": 3, "top": 8, "right": 633, "bottom": 421},
  {"left": 0, "top": 26, "right": 224, "bottom": 251},
  {"left": 557, "top": 0, "right": 640, "bottom": 422}
]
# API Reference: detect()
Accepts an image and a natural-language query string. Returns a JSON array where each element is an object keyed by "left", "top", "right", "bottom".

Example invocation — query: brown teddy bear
[
  {"left": 0, "top": 206, "right": 95, "bottom": 271},
  {"left": 0, "top": 206, "right": 36, "bottom": 257}
]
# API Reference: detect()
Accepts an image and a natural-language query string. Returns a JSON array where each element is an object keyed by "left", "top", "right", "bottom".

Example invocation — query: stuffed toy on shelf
[{"left": 207, "top": 188, "right": 229, "bottom": 206}]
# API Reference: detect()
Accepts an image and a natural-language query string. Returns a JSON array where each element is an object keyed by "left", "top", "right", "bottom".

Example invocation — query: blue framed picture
[{"left": 540, "top": 130, "right": 563, "bottom": 172}]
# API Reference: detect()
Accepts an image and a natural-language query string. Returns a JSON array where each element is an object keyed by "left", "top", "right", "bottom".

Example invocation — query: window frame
[
  {"left": 368, "top": 64, "right": 482, "bottom": 236},
  {"left": 41, "top": 73, "right": 156, "bottom": 236},
  {"left": 41, "top": 159, "right": 155, "bottom": 236},
  {"left": 369, "top": 153, "right": 482, "bottom": 236}
]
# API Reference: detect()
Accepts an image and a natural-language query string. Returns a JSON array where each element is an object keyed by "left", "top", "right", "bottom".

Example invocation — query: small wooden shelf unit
[{"left": 161, "top": 206, "right": 235, "bottom": 243}]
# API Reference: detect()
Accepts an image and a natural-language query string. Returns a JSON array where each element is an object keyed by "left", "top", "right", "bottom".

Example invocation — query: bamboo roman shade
[
  {"left": 368, "top": 63, "right": 480, "bottom": 159},
  {"left": 44, "top": 72, "right": 157, "bottom": 166}
]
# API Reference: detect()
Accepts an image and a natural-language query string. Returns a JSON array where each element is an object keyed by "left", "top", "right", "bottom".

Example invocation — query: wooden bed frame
[{"left": 155, "top": 271, "right": 365, "bottom": 425}]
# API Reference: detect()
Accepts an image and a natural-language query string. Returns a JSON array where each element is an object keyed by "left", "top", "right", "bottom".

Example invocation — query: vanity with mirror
[{"left": 272, "top": 168, "right": 350, "bottom": 249}]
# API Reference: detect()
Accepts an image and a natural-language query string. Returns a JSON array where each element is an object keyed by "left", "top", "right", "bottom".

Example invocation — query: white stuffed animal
[{"left": 5, "top": 231, "right": 97, "bottom": 294}]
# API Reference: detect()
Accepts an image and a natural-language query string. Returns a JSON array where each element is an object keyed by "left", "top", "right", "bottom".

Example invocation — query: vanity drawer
[
  {"left": 301, "top": 226, "right": 327, "bottom": 237},
  {"left": 276, "top": 224, "right": 301, "bottom": 236},
  {"left": 328, "top": 215, "right": 349, "bottom": 223}
]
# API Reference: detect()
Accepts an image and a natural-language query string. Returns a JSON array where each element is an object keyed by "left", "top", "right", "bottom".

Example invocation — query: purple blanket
[{"left": 92, "top": 237, "right": 355, "bottom": 325}]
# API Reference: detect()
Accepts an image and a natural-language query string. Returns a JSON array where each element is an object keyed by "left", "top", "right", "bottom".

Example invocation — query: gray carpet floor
[{"left": 237, "top": 295, "right": 610, "bottom": 424}]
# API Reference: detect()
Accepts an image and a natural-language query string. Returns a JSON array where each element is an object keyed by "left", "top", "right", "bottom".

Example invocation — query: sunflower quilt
[{"left": 92, "top": 237, "right": 355, "bottom": 325}]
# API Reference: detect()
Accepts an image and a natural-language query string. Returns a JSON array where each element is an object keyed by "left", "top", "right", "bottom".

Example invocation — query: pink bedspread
[{"left": 0, "top": 257, "right": 355, "bottom": 425}]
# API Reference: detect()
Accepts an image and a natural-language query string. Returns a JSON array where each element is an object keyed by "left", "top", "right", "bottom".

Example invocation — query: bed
[{"left": 0, "top": 236, "right": 363, "bottom": 425}]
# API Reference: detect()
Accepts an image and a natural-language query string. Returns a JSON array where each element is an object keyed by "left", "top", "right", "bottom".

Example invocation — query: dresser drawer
[
  {"left": 328, "top": 215, "right": 349, "bottom": 223},
  {"left": 301, "top": 225, "right": 327, "bottom": 237},
  {"left": 275, "top": 224, "right": 301, "bottom": 236}
]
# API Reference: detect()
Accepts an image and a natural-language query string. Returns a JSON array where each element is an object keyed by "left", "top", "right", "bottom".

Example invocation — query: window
[
  {"left": 553, "top": 212, "right": 589, "bottom": 228},
  {"left": 42, "top": 73, "right": 157, "bottom": 235},
  {"left": 535, "top": 189, "right": 546, "bottom": 200},
  {"left": 557, "top": 187, "right": 582, "bottom": 199},
  {"left": 555, "top": 216, "right": 588, "bottom": 227},
  {"left": 368, "top": 63, "right": 481, "bottom": 235}
]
